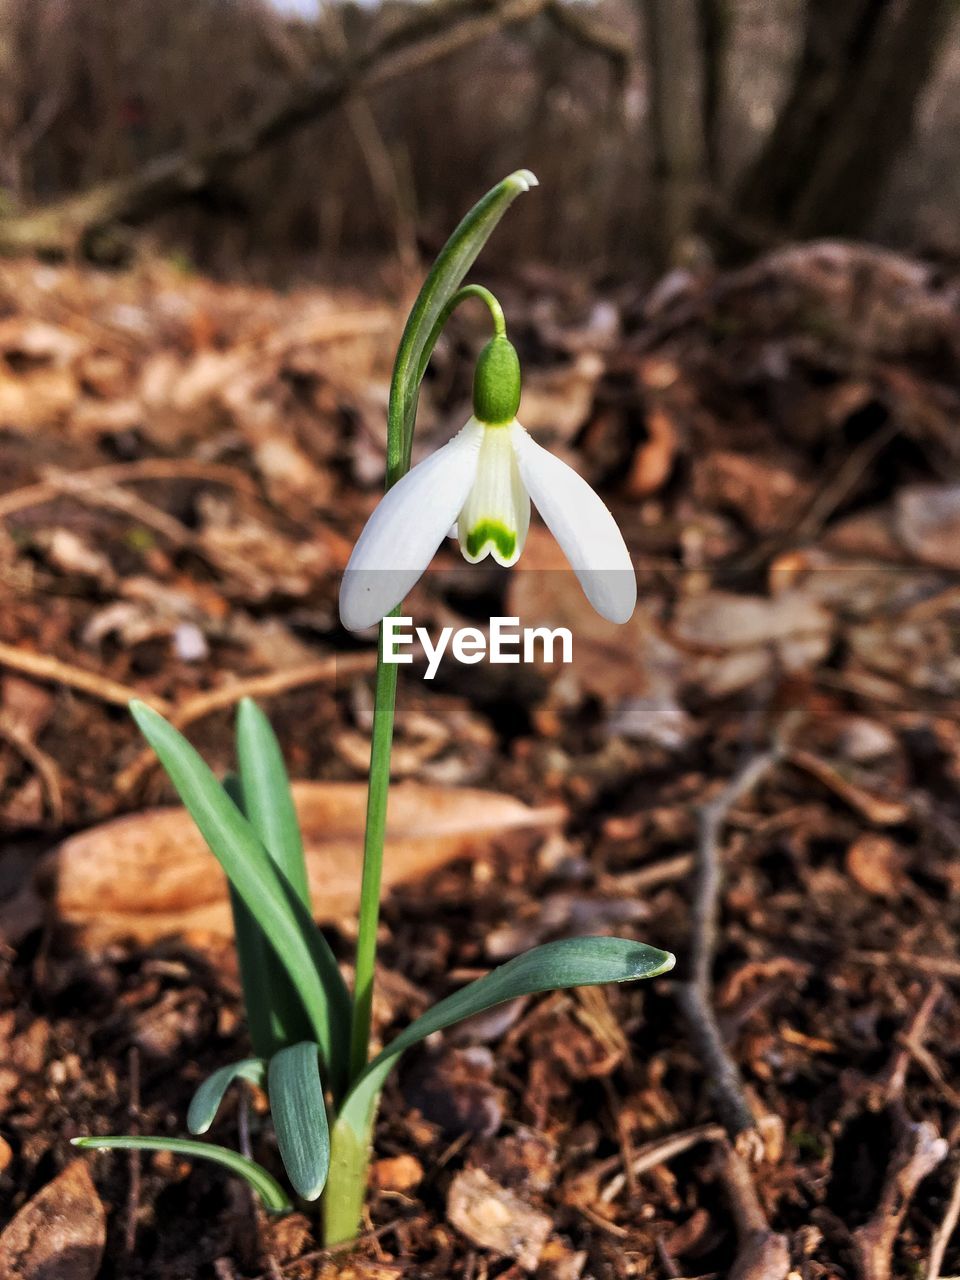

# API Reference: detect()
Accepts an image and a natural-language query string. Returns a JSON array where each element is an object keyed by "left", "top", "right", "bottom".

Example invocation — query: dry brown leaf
[
  {"left": 41, "top": 781, "right": 565, "bottom": 945},
  {"left": 673, "top": 589, "right": 832, "bottom": 651},
  {"left": 845, "top": 834, "right": 907, "bottom": 898},
  {"left": 0, "top": 1160, "right": 106, "bottom": 1280},
  {"left": 506, "top": 527, "right": 683, "bottom": 702},
  {"left": 519, "top": 354, "right": 603, "bottom": 444},
  {"left": 895, "top": 484, "right": 960, "bottom": 569},
  {"left": 673, "top": 588, "right": 833, "bottom": 697},
  {"left": 626, "top": 405, "right": 678, "bottom": 498},
  {"left": 446, "top": 1167, "right": 552, "bottom": 1272},
  {"left": 691, "top": 449, "right": 809, "bottom": 533}
]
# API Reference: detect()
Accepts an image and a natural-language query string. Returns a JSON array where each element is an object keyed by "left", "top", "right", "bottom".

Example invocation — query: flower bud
[{"left": 472, "top": 335, "right": 521, "bottom": 426}]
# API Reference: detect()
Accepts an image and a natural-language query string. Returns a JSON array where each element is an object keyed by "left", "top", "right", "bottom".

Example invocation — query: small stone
[
  {"left": 173, "top": 622, "right": 208, "bottom": 663},
  {"left": 447, "top": 1167, "right": 552, "bottom": 1272}
]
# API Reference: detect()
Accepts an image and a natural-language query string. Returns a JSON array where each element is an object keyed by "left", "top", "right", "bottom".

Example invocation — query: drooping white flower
[{"left": 339, "top": 336, "right": 636, "bottom": 632}]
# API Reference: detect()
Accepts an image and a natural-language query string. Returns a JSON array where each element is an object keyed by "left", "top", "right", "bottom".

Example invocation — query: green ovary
[{"left": 465, "top": 519, "right": 517, "bottom": 561}]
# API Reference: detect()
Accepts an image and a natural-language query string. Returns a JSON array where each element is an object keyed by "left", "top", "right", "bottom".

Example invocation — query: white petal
[
  {"left": 458, "top": 423, "right": 530, "bottom": 566},
  {"left": 339, "top": 420, "right": 483, "bottom": 631},
  {"left": 511, "top": 421, "right": 636, "bottom": 623}
]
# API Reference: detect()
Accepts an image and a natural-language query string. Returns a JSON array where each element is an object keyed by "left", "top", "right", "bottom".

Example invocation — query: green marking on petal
[{"left": 465, "top": 520, "right": 516, "bottom": 561}]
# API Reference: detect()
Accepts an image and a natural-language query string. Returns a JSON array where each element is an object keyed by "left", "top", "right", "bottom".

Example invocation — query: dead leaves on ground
[
  {"left": 41, "top": 781, "right": 565, "bottom": 945},
  {"left": 0, "top": 1160, "right": 106, "bottom": 1280}
]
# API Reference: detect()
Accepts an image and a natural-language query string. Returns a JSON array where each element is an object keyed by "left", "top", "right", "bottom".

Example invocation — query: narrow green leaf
[
  {"left": 236, "top": 699, "right": 310, "bottom": 908},
  {"left": 71, "top": 1135, "right": 291, "bottom": 1212},
  {"left": 387, "top": 168, "right": 538, "bottom": 483},
  {"left": 269, "top": 1042, "right": 330, "bottom": 1201},
  {"left": 225, "top": 772, "right": 313, "bottom": 1057},
  {"left": 339, "top": 937, "right": 674, "bottom": 1137},
  {"left": 187, "top": 1058, "right": 265, "bottom": 1136},
  {"left": 129, "top": 700, "right": 351, "bottom": 1093},
  {"left": 224, "top": 773, "right": 291, "bottom": 1058}
]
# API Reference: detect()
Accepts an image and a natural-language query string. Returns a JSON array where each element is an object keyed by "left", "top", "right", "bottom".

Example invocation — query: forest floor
[{"left": 1, "top": 243, "right": 960, "bottom": 1279}]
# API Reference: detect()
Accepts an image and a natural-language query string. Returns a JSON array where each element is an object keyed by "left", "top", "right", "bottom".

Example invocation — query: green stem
[
  {"left": 347, "top": 633, "right": 399, "bottom": 1084},
  {"left": 322, "top": 1105, "right": 378, "bottom": 1245},
  {"left": 438, "top": 283, "right": 507, "bottom": 342},
  {"left": 341, "top": 169, "right": 536, "bottom": 1244},
  {"left": 406, "top": 284, "right": 507, "bottom": 470},
  {"left": 348, "top": 285, "right": 506, "bottom": 1085}
]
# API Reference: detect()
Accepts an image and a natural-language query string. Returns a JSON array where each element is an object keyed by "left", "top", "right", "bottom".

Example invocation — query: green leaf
[
  {"left": 387, "top": 168, "right": 537, "bottom": 484},
  {"left": 187, "top": 1058, "right": 265, "bottom": 1136},
  {"left": 339, "top": 936, "right": 674, "bottom": 1137},
  {"left": 223, "top": 774, "right": 294, "bottom": 1058},
  {"left": 236, "top": 699, "right": 310, "bottom": 907},
  {"left": 71, "top": 1135, "right": 291, "bottom": 1212},
  {"left": 269, "top": 1042, "right": 330, "bottom": 1201},
  {"left": 129, "top": 701, "right": 351, "bottom": 1094},
  {"left": 225, "top": 768, "right": 314, "bottom": 1057}
]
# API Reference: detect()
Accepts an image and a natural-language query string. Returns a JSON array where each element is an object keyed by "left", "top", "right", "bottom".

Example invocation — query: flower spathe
[{"left": 339, "top": 412, "right": 637, "bottom": 633}]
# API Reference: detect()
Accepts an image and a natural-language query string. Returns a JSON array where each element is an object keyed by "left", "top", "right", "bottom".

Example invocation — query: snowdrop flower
[{"left": 340, "top": 334, "right": 636, "bottom": 631}]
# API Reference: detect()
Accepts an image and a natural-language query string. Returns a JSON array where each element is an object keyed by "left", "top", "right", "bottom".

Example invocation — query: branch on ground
[{"left": 0, "top": 0, "right": 546, "bottom": 259}]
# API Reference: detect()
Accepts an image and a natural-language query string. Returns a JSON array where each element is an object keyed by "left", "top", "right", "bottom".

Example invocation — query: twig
[
  {"left": 0, "top": 712, "right": 64, "bottom": 825},
  {"left": 848, "top": 951, "right": 960, "bottom": 982},
  {"left": 124, "top": 1046, "right": 142, "bottom": 1258},
  {"left": 714, "top": 1142, "right": 790, "bottom": 1280},
  {"left": 881, "top": 982, "right": 943, "bottom": 1105},
  {"left": 598, "top": 853, "right": 695, "bottom": 895},
  {"left": 236, "top": 1082, "right": 252, "bottom": 1158},
  {"left": 0, "top": 459, "right": 256, "bottom": 521},
  {"left": 677, "top": 740, "right": 787, "bottom": 1147},
  {"left": 927, "top": 1155, "right": 960, "bottom": 1280},
  {"left": 599, "top": 1122, "right": 725, "bottom": 1202},
  {"left": 115, "top": 652, "right": 376, "bottom": 797},
  {"left": 0, "top": 641, "right": 170, "bottom": 714},
  {"left": 852, "top": 1115, "right": 948, "bottom": 1280}
]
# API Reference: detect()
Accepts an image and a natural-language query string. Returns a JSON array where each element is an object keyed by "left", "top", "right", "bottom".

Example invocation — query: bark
[
  {"left": 735, "top": 0, "right": 955, "bottom": 240},
  {"left": 696, "top": 0, "right": 729, "bottom": 182},
  {"left": 642, "top": 0, "right": 707, "bottom": 266},
  {"left": 0, "top": 0, "right": 546, "bottom": 259}
]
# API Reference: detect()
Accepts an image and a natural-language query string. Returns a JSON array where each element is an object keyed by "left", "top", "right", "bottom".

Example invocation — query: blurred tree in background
[{"left": 0, "top": 0, "right": 956, "bottom": 276}]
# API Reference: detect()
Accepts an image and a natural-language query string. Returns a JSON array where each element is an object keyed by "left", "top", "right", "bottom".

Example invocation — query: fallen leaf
[
  {"left": 447, "top": 1167, "right": 552, "bottom": 1272},
  {"left": 41, "top": 781, "right": 565, "bottom": 945},
  {"left": 846, "top": 834, "right": 907, "bottom": 898},
  {"left": 507, "top": 527, "right": 684, "bottom": 702},
  {"left": 691, "top": 449, "right": 809, "bottom": 533},
  {"left": 895, "top": 484, "right": 960, "bottom": 569},
  {"left": 626, "top": 405, "right": 677, "bottom": 498},
  {"left": 370, "top": 1154, "right": 423, "bottom": 1193},
  {"left": 0, "top": 1160, "right": 105, "bottom": 1280}
]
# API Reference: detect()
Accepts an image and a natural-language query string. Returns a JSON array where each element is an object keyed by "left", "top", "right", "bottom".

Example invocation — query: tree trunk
[
  {"left": 735, "top": 0, "right": 955, "bottom": 240},
  {"left": 0, "top": 0, "right": 546, "bottom": 259},
  {"left": 642, "top": 0, "right": 707, "bottom": 266},
  {"left": 696, "top": 0, "right": 729, "bottom": 182}
]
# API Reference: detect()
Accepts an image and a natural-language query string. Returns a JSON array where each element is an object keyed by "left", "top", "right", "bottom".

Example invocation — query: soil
[{"left": 1, "top": 245, "right": 960, "bottom": 1278}]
